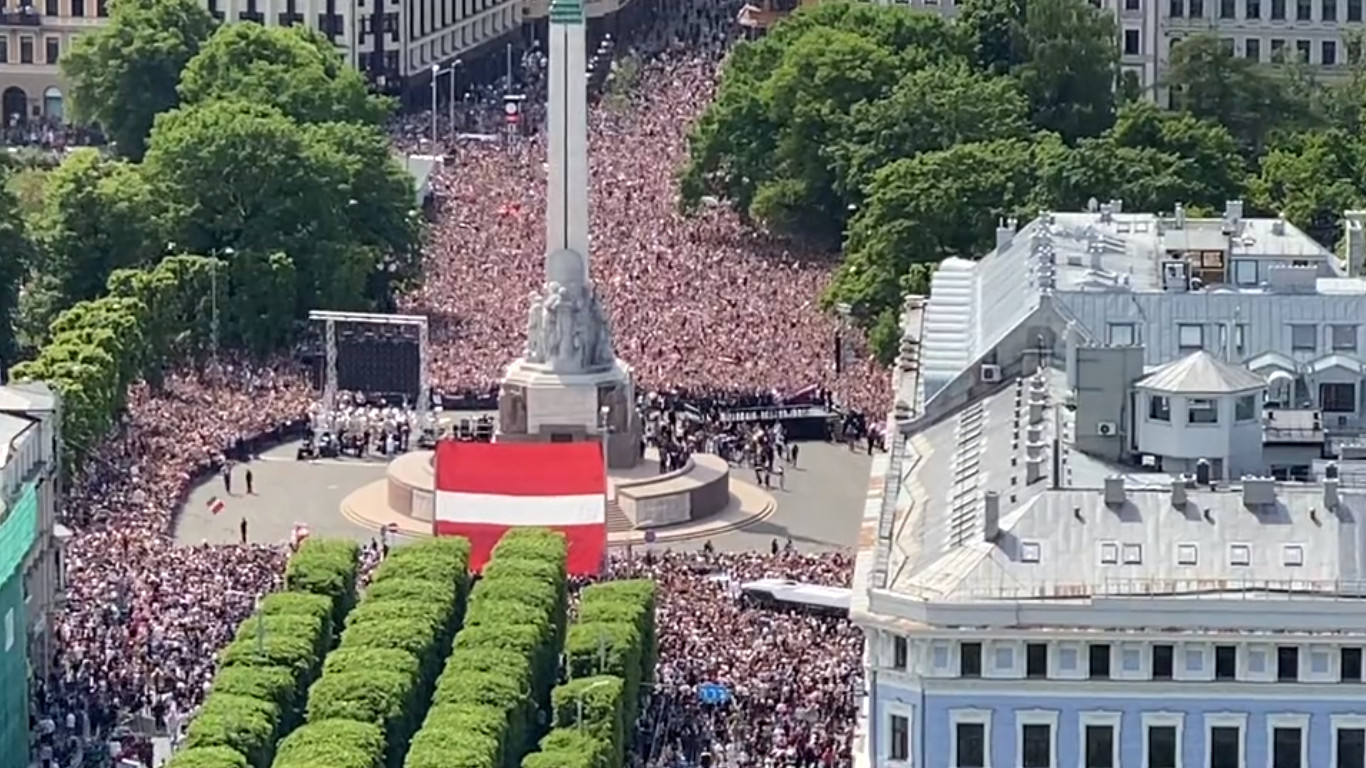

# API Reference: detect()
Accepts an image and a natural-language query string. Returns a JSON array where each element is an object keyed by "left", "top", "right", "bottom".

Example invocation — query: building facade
[
  {"left": 852, "top": 204, "right": 1366, "bottom": 768},
  {"left": 0, "top": 0, "right": 105, "bottom": 126},
  {"left": 0, "top": 383, "right": 63, "bottom": 765}
]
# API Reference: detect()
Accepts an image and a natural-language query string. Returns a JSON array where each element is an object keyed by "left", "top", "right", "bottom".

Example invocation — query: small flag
[{"left": 207, "top": 496, "right": 225, "bottom": 515}]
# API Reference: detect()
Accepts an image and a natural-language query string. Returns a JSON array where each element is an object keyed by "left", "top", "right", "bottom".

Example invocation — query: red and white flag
[
  {"left": 434, "top": 440, "right": 606, "bottom": 575},
  {"left": 207, "top": 496, "right": 225, "bottom": 515}
]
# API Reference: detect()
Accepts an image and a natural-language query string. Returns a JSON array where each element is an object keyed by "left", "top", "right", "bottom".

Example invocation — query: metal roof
[{"left": 1135, "top": 350, "right": 1268, "bottom": 394}]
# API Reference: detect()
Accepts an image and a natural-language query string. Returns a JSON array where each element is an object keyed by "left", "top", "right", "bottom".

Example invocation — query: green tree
[
  {"left": 1163, "top": 34, "right": 1287, "bottom": 150},
  {"left": 956, "top": 0, "right": 1028, "bottom": 75},
  {"left": 178, "top": 23, "right": 392, "bottom": 127},
  {"left": 61, "top": 0, "right": 217, "bottom": 159},
  {"left": 826, "top": 136, "right": 1048, "bottom": 360},
  {"left": 31, "top": 149, "right": 160, "bottom": 314},
  {"left": 1011, "top": 0, "right": 1118, "bottom": 141},
  {"left": 1248, "top": 129, "right": 1364, "bottom": 242},
  {"left": 142, "top": 100, "right": 417, "bottom": 337},
  {"left": 0, "top": 167, "right": 34, "bottom": 371},
  {"left": 830, "top": 62, "right": 1032, "bottom": 200}
]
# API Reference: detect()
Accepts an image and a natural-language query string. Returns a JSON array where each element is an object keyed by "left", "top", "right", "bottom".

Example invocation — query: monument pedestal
[{"left": 497, "top": 357, "right": 640, "bottom": 470}]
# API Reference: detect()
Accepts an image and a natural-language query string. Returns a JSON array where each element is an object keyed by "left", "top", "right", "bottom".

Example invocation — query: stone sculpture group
[{"left": 523, "top": 248, "right": 616, "bottom": 373}]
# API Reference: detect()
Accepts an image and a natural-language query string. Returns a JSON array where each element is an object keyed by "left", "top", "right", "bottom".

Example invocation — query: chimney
[
  {"left": 996, "top": 218, "right": 1017, "bottom": 249},
  {"left": 1099, "top": 203, "right": 1113, "bottom": 224},
  {"left": 1103, "top": 475, "right": 1126, "bottom": 506},
  {"left": 1174, "top": 203, "right": 1186, "bottom": 229},
  {"left": 1110, "top": 199, "right": 1124, "bottom": 214},
  {"left": 984, "top": 491, "right": 1001, "bottom": 542},
  {"left": 1171, "top": 479, "right": 1188, "bottom": 508},
  {"left": 1345, "top": 211, "right": 1366, "bottom": 276},
  {"left": 1325, "top": 477, "right": 1341, "bottom": 510},
  {"left": 1195, "top": 458, "right": 1212, "bottom": 487},
  {"left": 1224, "top": 200, "right": 1244, "bottom": 230},
  {"left": 1241, "top": 476, "right": 1276, "bottom": 508},
  {"left": 1272, "top": 215, "right": 1286, "bottom": 236},
  {"left": 1025, "top": 457, "right": 1046, "bottom": 484},
  {"left": 1028, "top": 376, "right": 1047, "bottom": 425}
]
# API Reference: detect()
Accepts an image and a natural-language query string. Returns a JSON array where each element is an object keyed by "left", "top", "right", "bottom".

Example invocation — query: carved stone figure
[
  {"left": 499, "top": 385, "right": 528, "bottom": 433},
  {"left": 524, "top": 291, "right": 546, "bottom": 362}
]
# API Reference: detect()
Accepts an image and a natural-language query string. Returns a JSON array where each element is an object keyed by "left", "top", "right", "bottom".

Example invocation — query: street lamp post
[
  {"left": 209, "top": 248, "right": 234, "bottom": 369},
  {"left": 598, "top": 405, "right": 612, "bottom": 475},
  {"left": 429, "top": 64, "right": 440, "bottom": 141},
  {"left": 430, "top": 61, "right": 462, "bottom": 144},
  {"left": 575, "top": 678, "right": 614, "bottom": 734}
]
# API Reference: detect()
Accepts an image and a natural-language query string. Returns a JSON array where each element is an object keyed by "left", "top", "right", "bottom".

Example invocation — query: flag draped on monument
[{"left": 433, "top": 440, "right": 607, "bottom": 574}]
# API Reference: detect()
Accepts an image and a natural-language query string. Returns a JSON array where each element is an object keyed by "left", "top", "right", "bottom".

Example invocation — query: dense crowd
[
  {"left": 31, "top": 4, "right": 884, "bottom": 767},
  {"left": 610, "top": 549, "right": 860, "bottom": 768}
]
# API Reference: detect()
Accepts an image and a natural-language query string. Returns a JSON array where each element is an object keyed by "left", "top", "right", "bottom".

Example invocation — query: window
[
  {"left": 1353, "top": 0, "right": 1364, "bottom": 19},
  {"left": 1272, "top": 0, "right": 1287, "bottom": 16},
  {"left": 1247, "top": 0, "right": 1262, "bottom": 15},
  {"left": 1283, "top": 544, "right": 1304, "bottom": 566},
  {"left": 44, "top": 0, "right": 56, "bottom": 13},
  {"left": 1296, "top": 39, "right": 1312, "bottom": 62},
  {"left": 1233, "top": 259, "right": 1259, "bottom": 284},
  {"left": 1325, "top": 0, "right": 1339, "bottom": 16},
  {"left": 1229, "top": 544, "right": 1251, "bottom": 566},
  {"left": 1298, "top": 0, "right": 1313, "bottom": 16},
  {"left": 1272, "top": 38, "right": 1287, "bottom": 60},
  {"left": 1270, "top": 716, "right": 1308, "bottom": 768},
  {"left": 1122, "top": 544, "right": 1143, "bottom": 564},
  {"left": 44, "top": 36, "right": 58, "bottom": 64},
  {"left": 890, "top": 712, "right": 911, "bottom": 762},
  {"left": 1325, "top": 40, "right": 1339, "bottom": 65},
  {"left": 1177, "top": 543, "right": 1198, "bottom": 565},
  {"left": 1320, "top": 383, "right": 1357, "bottom": 414},
  {"left": 1153, "top": 644, "right": 1174, "bottom": 680},
  {"left": 0, "top": 38, "right": 8, "bottom": 64},
  {"left": 72, "top": 0, "right": 84, "bottom": 14},
  {"left": 1144, "top": 715, "right": 1181, "bottom": 768},
  {"left": 1190, "top": 0, "right": 1204, "bottom": 13},
  {"left": 1081, "top": 713, "right": 1120, "bottom": 768},
  {"left": 1026, "top": 643, "right": 1048, "bottom": 678},
  {"left": 1108, "top": 322, "right": 1136, "bottom": 345},
  {"left": 1221, "top": 0, "right": 1237, "bottom": 12},
  {"left": 1021, "top": 541, "right": 1041, "bottom": 563},
  {"left": 19, "top": 36, "right": 34, "bottom": 64},
  {"left": 1089, "top": 645, "right": 1112, "bottom": 679},
  {"left": 1336, "top": 720, "right": 1365, "bottom": 768},
  {"left": 1210, "top": 721, "right": 1244, "bottom": 768},
  {"left": 1235, "top": 394, "right": 1257, "bottom": 422},
  {"left": 1246, "top": 38, "right": 1261, "bottom": 61},
  {"left": 1149, "top": 395, "right": 1171, "bottom": 422},
  {"left": 1124, "top": 29, "right": 1141, "bottom": 55},
  {"left": 1343, "top": 648, "right": 1362, "bottom": 682},
  {"left": 893, "top": 636, "right": 908, "bottom": 670},
  {"left": 951, "top": 711, "right": 989, "bottom": 768},
  {"left": 1333, "top": 325, "right": 1359, "bottom": 352},
  {"left": 1126, "top": 0, "right": 1140, "bottom": 8},
  {"left": 960, "top": 642, "right": 983, "bottom": 678},
  {"left": 1170, "top": 0, "right": 1184, "bottom": 13},
  {"left": 1178, "top": 323, "right": 1204, "bottom": 350},
  {"left": 1100, "top": 541, "right": 1119, "bottom": 564},
  {"left": 1021, "top": 717, "right": 1056, "bottom": 768},
  {"left": 1278, "top": 646, "right": 1300, "bottom": 681},
  {"left": 1187, "top": 398, "right": 1218, "bottom": 424},
  {"left": 1290, "top": 324, "right": 1318, "bottom": 351},
  {"left": 1220, "top": 36, "right": 1235, "bottom": 55},
  {"left": 1213, "top": 645, "right": 1237, "bottom": 680}
]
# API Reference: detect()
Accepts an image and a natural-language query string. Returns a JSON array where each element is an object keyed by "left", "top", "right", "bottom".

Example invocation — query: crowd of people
[
  {"left": 29, "top": 2, "right": 888, "bottom": 767},
  {"left": 611, "top": 549, "right": 861, "bottom": 768}
]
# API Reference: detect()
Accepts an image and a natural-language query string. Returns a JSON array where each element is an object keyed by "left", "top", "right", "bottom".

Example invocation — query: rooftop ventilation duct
[
  {"left": 1242, "top": 476, "right": 1276, "bottom": 508},
  {"left": 1171, "top": 479, "right": 1188, "bottom": 508},
  {"left": 1103, "top": 475, "right": 1126, "bottom": 506}
]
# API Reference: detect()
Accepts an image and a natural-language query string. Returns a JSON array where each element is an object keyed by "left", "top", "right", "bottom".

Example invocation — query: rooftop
[
  {"left": 1136, "top": 350, "right": 1269, "bottom": 394},
  {"left": 0, "top": 412, "right": 35, "bottom": 468},
  {"left": 0, "top": 382, "right": 57, "bottom": 414}
]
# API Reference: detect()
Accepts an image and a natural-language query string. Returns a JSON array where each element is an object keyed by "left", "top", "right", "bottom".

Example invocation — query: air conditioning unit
[
  {"left": 980, "top": 364, "right": 1002, "bottom": 383},
  {"left": 1097, "top": 421, "right": 1118, "bottom": 437}
]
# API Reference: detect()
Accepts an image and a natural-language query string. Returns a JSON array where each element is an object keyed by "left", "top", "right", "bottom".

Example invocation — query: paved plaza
[{"left": 174, "top": 440, "right": 873, "bottom": 553}]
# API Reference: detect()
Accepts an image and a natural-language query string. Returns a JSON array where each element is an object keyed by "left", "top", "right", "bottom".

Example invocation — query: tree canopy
[
  {"left": 684, "top": 1, "right": 1366, "bottom": 362},
  {"left": 14, "top": 0, "right": 418, "bottom": 459}
]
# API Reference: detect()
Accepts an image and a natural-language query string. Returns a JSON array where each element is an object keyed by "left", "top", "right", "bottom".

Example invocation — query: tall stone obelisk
[{"left": 496, "top": 0, "right": 639, "bottom": 469}]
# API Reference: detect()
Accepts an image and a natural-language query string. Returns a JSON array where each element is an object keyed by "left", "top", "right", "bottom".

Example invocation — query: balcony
[{"left": 0, "top": 6, "right": 43, "bottom": 25}]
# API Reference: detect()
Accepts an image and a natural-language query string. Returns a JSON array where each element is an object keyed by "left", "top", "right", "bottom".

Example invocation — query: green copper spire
[{"left": 549, "top": 0, "right": 584, "bottom": 24}]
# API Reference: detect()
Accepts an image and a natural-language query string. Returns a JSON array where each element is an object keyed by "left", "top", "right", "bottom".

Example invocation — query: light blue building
[{"left": 852, "top": 204, "right": 1366, "bottom": 768}]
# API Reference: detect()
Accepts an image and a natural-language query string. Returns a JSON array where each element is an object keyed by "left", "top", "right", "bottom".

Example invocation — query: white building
[
  {"left": 851, "top": 204, "right": 1366, "bottom": 768},
  {"left": 873, "top": 0, "right": 1354, "bottom": 105}
]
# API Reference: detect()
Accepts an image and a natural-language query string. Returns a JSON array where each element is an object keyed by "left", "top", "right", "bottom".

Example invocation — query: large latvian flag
[{"left": 433, "top": 440, "right": 607, "bottom": 575}]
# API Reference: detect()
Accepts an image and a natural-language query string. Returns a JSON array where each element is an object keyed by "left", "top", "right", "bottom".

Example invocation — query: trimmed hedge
[
  {"left": 295, "top": 537, "right": 472, "bottom": 768},
  {"left": 551, "top": 676, "right": 625, "bottom": 767},
  {"left": 165, "top": 746, "right": 252, "bottom": 768},
  {"left": 183, "top": 694, "right": 279, "bottom": 768},
  {"left": 521, "top": 730, "right": 611, "bottom": 768},
  {"left": 271, "top": 719, "right": 385, "bottom": 768},
  {"left": 284, "top": 539, "right": 362, "bottom": 634},
  {"left": 579, "top": 579, "right": 657, "bottom": 685},
  {"left": 405, "top": 529, "right": 569, "bottom": 768}
]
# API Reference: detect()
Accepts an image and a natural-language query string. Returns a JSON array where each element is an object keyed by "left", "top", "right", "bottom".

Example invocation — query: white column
[
  {"left": 545, "top": 11, "right": 591, "bottom": 284},
  {"left": 546, "top": 20, "right": 569, "bottom": 259}
]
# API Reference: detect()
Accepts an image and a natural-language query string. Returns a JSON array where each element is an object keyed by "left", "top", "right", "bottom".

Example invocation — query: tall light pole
[
  {"left": 210, "top": 248, "right": 234, "bottom": 368},
  {"left": 429, "top": 63, "right": 440, "bottom": 142},
  {"left": 430, "top": 61, "right": 462, "bottom": 144},
  {"left": 575, "top": 678, "right": 614, "bottom": 734}
]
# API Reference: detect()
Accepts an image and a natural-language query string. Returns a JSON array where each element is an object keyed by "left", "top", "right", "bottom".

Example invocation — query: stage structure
[
  {"left": 307, "top": 311, "right": 431, "bottom": 422},
  {"left": 497, "top": 0, "right": 639, "bottom": 469}
]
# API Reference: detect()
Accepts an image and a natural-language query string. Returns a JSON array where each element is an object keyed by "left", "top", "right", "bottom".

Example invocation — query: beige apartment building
[{"left": 0, "top": 0, "right": 105, "bottom": 125}]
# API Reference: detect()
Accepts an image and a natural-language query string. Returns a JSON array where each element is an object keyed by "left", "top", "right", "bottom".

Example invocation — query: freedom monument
[{"left": 495, "top": 0, "right": 640, "bottom": 469}]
